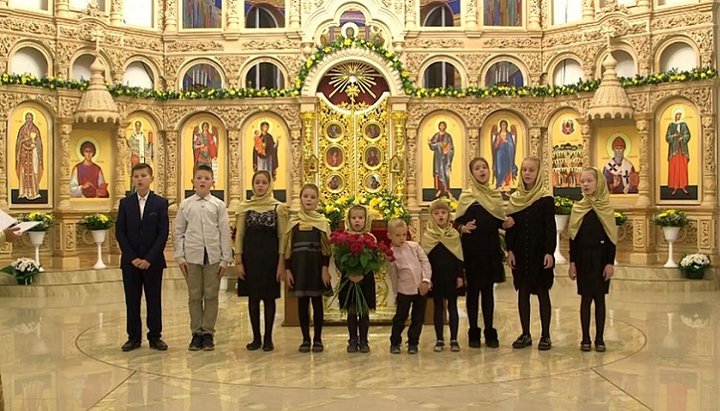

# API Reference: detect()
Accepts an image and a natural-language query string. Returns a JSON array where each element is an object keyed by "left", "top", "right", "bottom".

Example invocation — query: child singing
[
  {"left": 422, "top": 200, "right": 464, "bottom": 352},
  {"left": 568, "top": 167, "right": 617, "bottom": 352}
]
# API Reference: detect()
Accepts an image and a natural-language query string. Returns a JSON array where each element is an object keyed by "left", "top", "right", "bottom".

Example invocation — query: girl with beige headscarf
[
  {"left": 234, "top": 170, "right": 288, "bottom": 352},
  {"left": 568, "top": 167, "right": 617, "bottom": 353}
]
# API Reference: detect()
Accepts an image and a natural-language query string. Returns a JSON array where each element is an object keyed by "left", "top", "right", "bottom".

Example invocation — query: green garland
[{"left": 1, "top": 37, "right": 716, "bottom": 100}]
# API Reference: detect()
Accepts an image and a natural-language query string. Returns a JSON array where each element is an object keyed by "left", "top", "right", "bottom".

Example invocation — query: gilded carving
[
  {"left": 482, "top": 37, "right": 542, "bottom": 49},
  {"left": 167, "top": 41, "right": 224, "bottom": 53},
  {"left": 404, "top": 39, "right": 463, "bottom": 49},
  {"left": 243, "top": 39, "right": 299, "bottom": 50},
  {"left": 650, "top": 12, "right": 713, "bottom": 32}
]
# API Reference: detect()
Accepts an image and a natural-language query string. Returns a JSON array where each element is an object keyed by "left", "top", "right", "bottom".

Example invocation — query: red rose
[{"left": 350, "top": 243, "right": 363, "bottom": 254}]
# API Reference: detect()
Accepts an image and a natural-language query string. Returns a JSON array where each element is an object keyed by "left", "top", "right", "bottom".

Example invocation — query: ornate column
[
  {"left": 635, "top": 115, "right": 652, "bottom": 208},
  {"left": 300, "top": 111, "right": 317, "bottom": 187},
  {"left": 528, "top": 0, "right": 541, "bottom": 31},
  {"left": 55, "top": 0, "right": 71, "bottom": 18},
  {"left": 164, "top": 0, "right": 178, "bottom": 33},
  {"left": 392, "top": 112, "right": 408, "bottom": 200},
  {"left": 110, "top": 0, "right": 123, "bottom": 25},
  {"left": 579, "top": 120, "right": 591, "bottom": 167},
  {"left": 227, "top": 129, "right": 242, "bottom": 211},
  {"left": 290, "top": 129, "right": 302, "bottom": 210},
  {"left": 464, "top": 0, "right": 478, "bottom": 30},
  {"left": 0, "top": 115, "right": 8, "bottom": 209},
  {"left": 226, "top": 0, "right": 240, "bottom": 31},
  {"left": 289, "top": 0, "right": 301, "bottom": 30},
  {"left": 113, "top": 122, "right": 130, "bottom": 210},
  {"left": 405, "top": 128, "right": 419, "bottom": 210},
  {"left": 57, "top": 122, "right": 73, "bottom": 210},
  {"left": 529, "top": 127, "right": 542, "bottom": 158},
  {"left": 405, "top": 0, "right": 417, "bottom": 29},
  {"left": 467, "top": 128, "right": 479, "bottom": 158},
  {"left": 541, "top": 128, "right": 552, "bottom": 172},
  {"left": 582, "top": 0, "right": 594, "bottom": 22},
  {"left": 701, "top": 115, "right": 716, "bottom": 206},
  {"left": 164, "top": 130, "right": 178, "bottom": 209}
]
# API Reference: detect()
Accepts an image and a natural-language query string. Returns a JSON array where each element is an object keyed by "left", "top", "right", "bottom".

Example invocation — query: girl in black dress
[
  {"left": 505, "top": 156, "right": 556, "bottom": 351},
  {"left": 455, "top": 157, "right": 511, "bottom": 348},
  {"left": 422, "top": 200, "right": 464, "bottom": 352},
  {"left": 339, "top": 205, "right": 376, "bottom": 353},
  {"left": 568, "top": 167, "right": 616, "bottom": 352},
  {"left": 235, "top": 170, "right": 288, "bottom": 352},
  {"left": 285, "top": 184, "right": 332, "bottom": 353}
]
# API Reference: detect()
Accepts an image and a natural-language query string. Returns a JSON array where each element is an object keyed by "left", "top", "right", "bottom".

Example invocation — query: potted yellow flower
[
  {"left": 22, "top": 212, "right": 54, "bottom": 270},
  {"left": 78, "top": 213, "right": 114, "bottom": 269},
  {"left": 652, "top": 209, "right": 688, "bottom": 268}
]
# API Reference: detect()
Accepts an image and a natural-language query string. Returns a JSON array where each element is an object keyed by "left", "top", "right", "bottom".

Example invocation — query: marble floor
[{"left": 0, "top": 281, "right": 718, "bottom": 410}]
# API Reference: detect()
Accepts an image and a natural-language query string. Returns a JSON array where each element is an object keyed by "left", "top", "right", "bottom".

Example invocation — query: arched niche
[
  {"left": 178, "top": 59, "right": 225, "bottom": 90},
  {"left": 657, "top": 40, "right": 699, "bottom": 72},
  {"left": 123, "top": 60, "right": 155, "bottom": 89},
  {"left": 240, "top": 58, "right": 288, "bottom": 89},
  {"left": 482, "top": 59, "right": 526, "bottom": 88},
  {"left": 9, "top": 46, "right": 50, "bottom": 78}
]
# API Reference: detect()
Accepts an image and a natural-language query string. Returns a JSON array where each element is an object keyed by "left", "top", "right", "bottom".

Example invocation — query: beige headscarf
[
  {"left": 568, "top": 167, "right": 617, "bottom": 244},
  {"left": 455, "top": 159, "right": 505, "bottom": 220},
  {"left": 285, "top": 185, "right": 331, "bottom": 256},
  {"left": 344, "top": 205, "right": 372, "bottom": 233},
  {"left": 506, "top": 157, "right": 553, "bottom": 215},
  {"left": 422, "top": 200, "right": 464, "bottom": 261},
  {"left": 234, "top": 170, "right": 288, "bottom": 255}
]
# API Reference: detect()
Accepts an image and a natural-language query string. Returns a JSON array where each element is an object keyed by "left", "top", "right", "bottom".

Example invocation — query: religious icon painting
[
  {"left": 364, "top": 146, "right": 382, "bottom": 170},
  {"left": 68, "top": 130, "right": 112, "bottom": 200},
  {"left": 482, "top": 111, "right": 525, "bottom": 195},
  {"left": 363, "top": 121, "right": 382, "bottom": 141},
  {"left": 420, "top": 113, "right": 464, "bottom": 202},
  {"left": 325, "top": 145, "right": 345, "bottom": 170},
  {"left": 125, "top": 112, "right": 158, "bottom": 194},
  {"left": 365, "top": 173, "right": 382, "bottom": 193},
  {"left": 325, "top": 121, "right": 344, "bottom": 142},
  {"left": 600, "top": 130, "right": 640, "bottom": 196},
  {"left": 8, "top": 104, "right": 52, "bottom": 207},
  {"left": 484, "top": 0, "right": 523, "bottom": 27},
  {"left": 550, "top": 109, "right": 582, "bottom": 199},
  {"left": 243, "top": 114, "right": 288, "bottom": 202},
  {"left": 657, "top": 101, "right": 701, "bottom": 203},
  {"left": 326, "top": 174, "right": 344, "bottom": 193},
  {"left": 181, "top": 114, "right": 226, "bottom": 201}
]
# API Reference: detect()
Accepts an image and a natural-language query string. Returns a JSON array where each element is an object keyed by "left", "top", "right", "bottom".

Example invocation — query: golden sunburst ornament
[{"left": 327, "top": 62, "right": 380, "bottom": 102}]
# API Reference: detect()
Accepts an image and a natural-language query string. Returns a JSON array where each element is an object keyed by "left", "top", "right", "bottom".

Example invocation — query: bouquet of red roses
[{"left": 330, "top": 230, "right": 395, "bottom": 314}]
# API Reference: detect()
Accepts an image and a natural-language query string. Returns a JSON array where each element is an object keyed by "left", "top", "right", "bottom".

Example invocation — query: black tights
[
  {"left": 248, "top": 298, "right": 276, "bottom": 343},
  {"left": 580, "top": 294, "right": 606, "bottom": 341},
  {"left": 347, "top": 311, "right": 370, "bottom": 342},
  {"left": 434, "top": 295, "right": 459, "bottom": 341},
  {"left": 466, "top": 282, "right": 495, "bottom": 330},
  {"left": 298, "top": 296, "right": 324, "bottom": 342},
  {"left": 518, "top": 287, "right": 551, "bottom": 337}
]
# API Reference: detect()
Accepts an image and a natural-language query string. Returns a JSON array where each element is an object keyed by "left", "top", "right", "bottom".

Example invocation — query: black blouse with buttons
[
  {"left": 569, "top": 210, "right": 616, "bottom": 296},
  {"left": 505, "top": 196, "right": 556, "bottom": 294}
]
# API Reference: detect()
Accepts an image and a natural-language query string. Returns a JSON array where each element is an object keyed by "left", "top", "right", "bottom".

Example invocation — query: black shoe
[
  {"left": 484, "top": 328, "right": 499, "bottom": 349},
  {"left": 434, "top": 340, "right": 445, "bottom": 352},
  {"left": 202, "top": 333, "right": 215, "bottom": 351},
  {"left": 188, "top": 334, "right": 203, "bottom": 351},
  {"left": 359, "top": 341, "right": 370, "bottom": 353},
  {"left": 512, "top": 334, "right": 532, "bottom": 349},
  {"left": 408, "top": 344, "right": 419, "bottom": 354},
  {"left": 246, "top": 340, "right": 262, "bottom": 351},
  {"left": 595, "top": 339, "right": 606, "bottom": 352},
  {"left": 122, "top": 339, "right": 141, "bottom": 352},
  {"left": 468, "top": 328, "right": 481, "bottom": 348},
  {"left": 347, "top": 340, "right": 359, "bottom": 353},
  {"left": 262, "top": 340, "right": 274, "bottom": 352},
  {"left": 390, "top": 344, "right": 401, "bottom": 354},
  {"left": 312, "top": 341, "right": 324, "bottom": 352},
  {"left": 580, "top": 339, "right": 592, "bottom": 352},
  {"left": 538, "top": 336, "right": 552, "bottom": 351},
  {"left": 149, "top": 338, "right": 168, "bottom": 351},
  {"left": 450, "top": 340, "right": 460, "bottom": 352},
  {"left": 298, "top": 340, "right": 311, "bottom": 353}
]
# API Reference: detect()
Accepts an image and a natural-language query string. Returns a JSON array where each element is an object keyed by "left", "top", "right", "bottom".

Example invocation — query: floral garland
[
  {"left": 1, "top": 36, "right": 716, "bottom": 101},
  {"left": 319, "top": 191, "right": 411, "bottom": 230}
]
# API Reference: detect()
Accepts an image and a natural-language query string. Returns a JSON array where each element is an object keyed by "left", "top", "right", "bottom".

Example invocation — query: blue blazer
[{"left": 116, "top": 192, "right": 169, "bottom": 271}]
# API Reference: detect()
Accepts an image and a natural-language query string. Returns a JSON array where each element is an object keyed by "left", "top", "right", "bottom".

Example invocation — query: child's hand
[
  {"left": 502, "top": 217, "right": 515, "bottom": 230},
  {"left": 461, "top": 220, "right": 477, "bottom": 234},
  {"left": 138, "top": 259, "right": 151, "bottom": 270},
  {"left": 456, "top": 277, "right": 464, "bottom": 289},
  {"left": 322, "top": 266, "right": 331, "bottom": 286},
  {"left": 419, "top": 282, "right": 430, "bottom": 296},
  {"left": 131, "top": 258, "right": 143, "bottom": 268},
  {"left": 237, "top": 262, "right": 246, "bottom": 280},
  {"left": 507, "top": 251, "right": 516, "bottom": 269},
  {"left": 276, "top": 265, "right": 284, "bottom": 283},
  {"left": 543, "top": 254, "right": 554, "bottom": 269},
  {"left": 285, "top": 269, "right": 294, "bottom": 286},
  {"left": 603, "top": 264, "right": 614, "bottom": 281},
  {"left": 350, "top": 274, "right": 363, "bottom": 283},
  {"left": 217, "top": 265, "right": 225, "bottom": 279},
  {"left": 179, "top": 262, "right": 189, "bottom": 279},
  {"left": 569, "top": 262, "right": 577, "bottom": 280}
]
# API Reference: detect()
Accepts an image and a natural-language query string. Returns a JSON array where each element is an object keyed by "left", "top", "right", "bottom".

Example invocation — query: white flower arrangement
[
  {"left": 11, "top": 257, "right": 41, "bottom": 274},
  {"left": 680, "top": 253, "right": 711, "bottom": 271}
]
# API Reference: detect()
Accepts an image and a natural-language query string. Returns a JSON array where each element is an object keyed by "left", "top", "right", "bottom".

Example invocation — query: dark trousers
[
  {"left": 390, "top": 293, "right": 427, "bottom": 346},
  {"left": 466, "top": 279, "right": 495, "bottom": 330},
  {"left": 122, "top": 267, "right": 163, "bottom": 341},
  {"left": 433, "top": 294, "right": 459, "bottom": 341}
]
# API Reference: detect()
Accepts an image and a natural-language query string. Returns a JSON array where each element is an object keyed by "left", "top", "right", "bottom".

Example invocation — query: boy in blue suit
[{"left": 116, "top": 163, "right": 170, "bottom": 351}]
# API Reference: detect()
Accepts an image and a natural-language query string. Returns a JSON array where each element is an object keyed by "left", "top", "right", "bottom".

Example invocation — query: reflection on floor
[{"left": 0, "top": 281, "right": 718, "bottom": 410}]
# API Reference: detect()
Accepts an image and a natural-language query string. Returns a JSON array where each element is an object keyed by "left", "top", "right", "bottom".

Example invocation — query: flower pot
[
  {"left": 682, "top": 268, "right": 705, "bottom": 280},
  {"left": 553, "top": 215, "right": 569, "bottom": 264},
  {"left": 662, "top": 226, "right": 681, "bottom": 268},
  {"left": 17, "top": 277, "right": 32, "bottom": 285}
]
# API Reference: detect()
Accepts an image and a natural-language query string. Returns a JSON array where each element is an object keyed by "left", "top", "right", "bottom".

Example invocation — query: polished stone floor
[{"left": 1, "top": 281, "right": 718, "bottom": 410}]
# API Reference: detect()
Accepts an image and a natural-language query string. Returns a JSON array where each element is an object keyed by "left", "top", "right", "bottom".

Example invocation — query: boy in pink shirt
[{"left": 387, "top": 219, "right": 432, "bottom": 354}]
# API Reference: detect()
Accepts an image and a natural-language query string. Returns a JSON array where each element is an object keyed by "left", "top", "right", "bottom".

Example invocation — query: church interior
[{"left": 0, "top": 0, "right": 719, "bottom": 409}]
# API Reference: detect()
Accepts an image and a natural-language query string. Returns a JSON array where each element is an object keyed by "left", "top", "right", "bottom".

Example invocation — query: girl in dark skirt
[
  {"left": 454, "top": 157, "right": 510, "bottom": 348},
  {"left": 422, "top": 199, "right": 465, "bottom": 352},
  {"left": 505, "top": 156, "right": 556, "bottom": 351},
  {"left": 568, "top": 167, "right": 617, "bottom": 352},
  {"left": 338, "top": 205, "right": 377, "bottom": 353},
  {"left": 285, "top": 184, "right": 332, "bottom": 353},
  {"left": 235, "top": 170, "right": 288, "bottom": 352}
]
